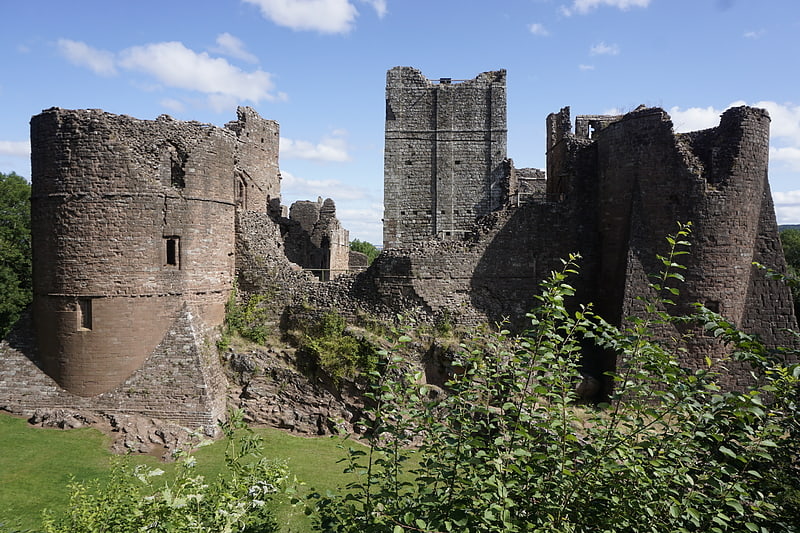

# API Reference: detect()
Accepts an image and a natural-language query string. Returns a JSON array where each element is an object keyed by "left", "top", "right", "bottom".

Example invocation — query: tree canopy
[
  {"left": 780, "top": 228, "right": 800, "bottom": 317},
  {"left": 0, "top": 171, "right": 31, "bottom": 338},
  {"left": 350, "top": 238, "right": 380, "bottom": 265}
]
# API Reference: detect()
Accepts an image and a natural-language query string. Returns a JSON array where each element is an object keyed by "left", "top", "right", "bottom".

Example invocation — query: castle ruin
[
  {"left": 0, "top": 66, "right": 796, "bottom": 431},
  {"left": 378, "top": 67, "right": 796, "bottom": 390},
  {"left": 0, "top": 106, "right": 352, "bottom": 428}
]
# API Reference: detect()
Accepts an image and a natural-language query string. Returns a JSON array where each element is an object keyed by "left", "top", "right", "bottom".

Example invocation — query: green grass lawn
[{"left": 0, "top": 412, "right": 361, "bottom": 532}]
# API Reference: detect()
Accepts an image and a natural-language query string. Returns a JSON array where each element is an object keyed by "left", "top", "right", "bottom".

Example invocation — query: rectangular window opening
[
  {"left": 165, "top": 236, "right": 180, "bottom": 268},
  {"left": 77, "top": 298, "right": 92, "bottom": 331}
]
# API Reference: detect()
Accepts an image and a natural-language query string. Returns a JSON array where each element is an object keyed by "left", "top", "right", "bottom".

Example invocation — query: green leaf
[
  {"left": 718, "top": 446, "right": 736, "bottom": 459},
  {"left": 726, "top": 500, "right": 745, "bottom": 514}
]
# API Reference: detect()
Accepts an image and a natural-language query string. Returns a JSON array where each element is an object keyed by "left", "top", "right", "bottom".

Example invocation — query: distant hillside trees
[
  {"left": 0, "top": 171, "right": 31, "bottom": 338},
  {"left": 780, "top": 228, "right": 800, "bottom": 317},
  {"left": 350, "top": 239, "right": 380, "bottom": 265}
]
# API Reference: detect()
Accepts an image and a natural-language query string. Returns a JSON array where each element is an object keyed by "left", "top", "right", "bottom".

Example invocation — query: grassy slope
[{"left": 0, "top": 412, "right": 359, "bottom": 532}]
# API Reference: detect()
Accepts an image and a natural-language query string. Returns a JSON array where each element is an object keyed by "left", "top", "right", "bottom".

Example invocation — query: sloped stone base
[{"left": 0, "top": 305, "right": 227, "bottom": 432}]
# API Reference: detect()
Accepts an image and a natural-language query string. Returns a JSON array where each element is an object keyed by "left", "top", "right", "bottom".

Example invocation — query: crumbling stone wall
[
  {"left": 375, "top": 67, "right": 796, "bottom": 390},
  {"left": 277, "top": 198, "right": 351, "bottom": 281},
  {"left": 225, "top": 106, "right": 281, "bottom": 212},
  {"left": 8, "top": 104, "right": 355, "bottom": 426},
  {"left": 383, "top": 67, "right": 508, "bottom": 247}
]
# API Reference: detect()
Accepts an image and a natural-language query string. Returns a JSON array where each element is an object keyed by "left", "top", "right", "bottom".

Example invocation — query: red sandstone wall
[{"left": 30, "top": 108, "right": 238, "bottom": 396}]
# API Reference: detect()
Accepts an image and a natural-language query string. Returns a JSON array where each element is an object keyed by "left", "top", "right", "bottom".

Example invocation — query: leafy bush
[
  {"left": 219, "top": 286, "right": 273, "bottom": 350},
  {"left": 780, "top": 228, "right": 800, "bottom": 317},
  {"left": 309, "top": 224, "right": 800, "bottom": 532},
  {"left": 300, "top": 311, "right": 379, "bottom": 382},
  {"left": 42, "top": 410, "right": 291, "bottom": 533}
]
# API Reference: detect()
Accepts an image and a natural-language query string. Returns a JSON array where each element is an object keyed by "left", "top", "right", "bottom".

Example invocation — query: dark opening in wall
[
  {"left": 171, "top": 159, "right": 186, "bottom": 188},
  {"left": 77, "top": 298, "right": 92, "bottom": 331},
  {"left": 165, "top": 236, "right": 180, "bottom": 268}
]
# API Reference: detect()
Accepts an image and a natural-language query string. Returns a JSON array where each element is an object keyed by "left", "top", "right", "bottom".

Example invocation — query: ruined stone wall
[
  {"left": 0, "top": 309, "right": 227, "bottom": 429},
  {"left": 544, "top": 104, "right": 797, "bottom": 388},
  {"left": 383, "top": 67, "right": 508, "bottom": 248},
  {"left": 28, "top": 105, "right": 283, "bottom": 398},
  {"left": 281, "top": 198, "right": 350, "bottom": 280},
  {"left": 373, "top": 80, "right": 796, "bottom": 391},
  {"left": 226, "top": 107, "right": 281, "bottom": 212}
]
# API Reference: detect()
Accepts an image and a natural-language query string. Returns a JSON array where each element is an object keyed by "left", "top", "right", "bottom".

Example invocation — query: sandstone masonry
[
  {"left": 377, "top": 68, "right": 797, "bottom": 392},
  {"left": 0, "top": 106, "right": 353, "bottom": 427},
  {"left": 1, "top": 66, "right": 796, "bottom": 429}
]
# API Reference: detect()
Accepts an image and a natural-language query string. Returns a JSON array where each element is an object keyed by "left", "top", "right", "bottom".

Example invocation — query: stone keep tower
[
  {"left": 383, "top": 67, "right": 508, "bottom": 248},
  {"left": 30, "top": 106, "right": 279, "bottom": 398}
]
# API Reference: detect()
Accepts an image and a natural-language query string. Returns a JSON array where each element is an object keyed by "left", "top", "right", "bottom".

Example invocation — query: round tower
[{"left": 30, "top": 108, "right": 238, "bottom": 396}]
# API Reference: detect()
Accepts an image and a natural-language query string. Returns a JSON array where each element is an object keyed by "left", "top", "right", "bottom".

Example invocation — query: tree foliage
[
  {"left": 309, "top": 223, "right": 800, "bottom": 532},
  {"left": 350, "top": 239, "right": 380, "bottom": 265},
  {"left": 780, "top": 228, "right": 800, "bottom": 316},
  {"left": 0, "top": 171, "right": 31, "bottom": 338}
]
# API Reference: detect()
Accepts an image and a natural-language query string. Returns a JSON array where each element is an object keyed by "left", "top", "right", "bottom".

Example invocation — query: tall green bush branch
[{"left": 310, "top": 222, "right": 799, "bottom": 532}]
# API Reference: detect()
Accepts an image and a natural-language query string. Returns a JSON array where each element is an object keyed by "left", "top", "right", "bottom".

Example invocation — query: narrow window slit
[
  {"left": 77, "top": 298, "right": 92, "bottom": 331},
  {"left": 165, "top": 236, "right": 180, "bottom": 268}
]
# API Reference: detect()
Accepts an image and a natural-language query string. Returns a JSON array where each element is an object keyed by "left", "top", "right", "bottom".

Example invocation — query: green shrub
[
  {"left": 41, "top": 410, "right": 291, "bottom": 533},
  {"left": 309, "top": 224, "right": 800, "bottom": 532},
  {"left": 219, "top": 286, "right": 273, "bottom": 350},
  {"left": 300, "top": 311, "right": 379, "bottom": 382},
  {"left": 0, "top": 171, "right": 31, "bottom": 338}
]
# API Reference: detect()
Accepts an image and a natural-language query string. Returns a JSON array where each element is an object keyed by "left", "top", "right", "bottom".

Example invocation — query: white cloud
[
  {"left": 668, "top": 105, "right": 723, "bottom": 132},
  {"left": 338, "top": 203, "right": 384, "bottom": 243},
  {"left": 159, "top": 98, "right": 186, "bottom": 113},
  {"left": 58, "top": 39, "right": 282, "bottom": 107},
  {"left": 361, "top": 0, "right": 387, "bottom": 18},
  {"left": 751, "top": 101, "right": 800, "bottom": 145},
  {"left": 590, "top": 41, "right": 620, "bottom": 56},
  {"left": 212, "top": 33, "right": 258, "bottom": 63},
  {"left": 280, "top": 170, "right": 366, "bottom": 201},
  {"left": 529, "top": 23, "right": 550, "bottom": 36},
  {"left": 578, "top": 64, "right": 595, "bottom": 71},
  {"left": 280, "top": 131, "right": 351, "bottom": 162},
  {"left": 743, "top": 29, "right": 765, "bottom": 39},
  {"left": 562, "top": 0, "right": 650, "bottom": 16},
  {"left": 118, "top": 41, "right": 279, "bottom": 103},
  {"left": 242, "top": 0, "right": 359, "bottom": 34},
  {"left": 773, "top": 190, "right": 800, "bottom": 205},
  {"left": 57, "top": 39, "right": 117, "bottom": 76},
  {"left": 670, "top": 101, "right": 800, "bottom": 146},
  {"left": 0, "top": 140, "right": 31, "bottom": 157},
  {"left": 771, "top": 147, "right": 800, "bottom": 172},
  {"left": 668, "top": 102, "right": 800, "bottom": 204},
  {"left": 773, "top": 191, "right": 800, "bottom": 223}
]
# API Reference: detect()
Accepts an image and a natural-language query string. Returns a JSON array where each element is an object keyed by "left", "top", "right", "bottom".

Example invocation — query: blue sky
[{"left": 1, "top": 0, "right": 800, "bottom": 244}]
